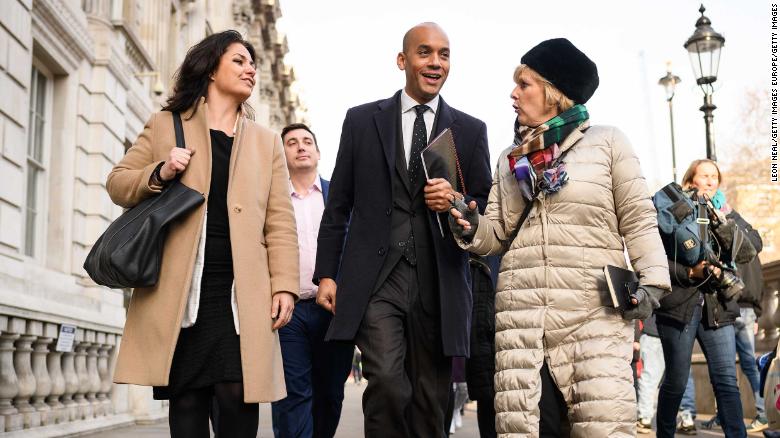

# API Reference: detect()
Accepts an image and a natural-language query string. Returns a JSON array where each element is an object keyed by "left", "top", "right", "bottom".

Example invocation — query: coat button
[
  {"left": 385, "top": 208, "right": 392, "bottom": 216},
  {"left": 233, "top": 205, "right": 242, "bottom": 213},
  {"left": 378, "top": 247, "right": 386, "bottom": 256}
]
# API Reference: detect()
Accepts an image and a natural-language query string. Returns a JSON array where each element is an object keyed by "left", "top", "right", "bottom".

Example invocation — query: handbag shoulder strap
[
  {"left": 173, "top": 112, "right": 186, "bottom": 148},
  {"left": 503, "top": 192, "right": 539, "bottom": 251}
]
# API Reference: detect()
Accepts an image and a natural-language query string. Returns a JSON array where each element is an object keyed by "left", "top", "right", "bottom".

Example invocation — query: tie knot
[{"left": 414, "top": 105, "right": 429, "bottom": 117}]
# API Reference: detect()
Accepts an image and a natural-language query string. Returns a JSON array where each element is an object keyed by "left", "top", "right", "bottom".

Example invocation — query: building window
[{"left": 24, "top": 66, "right": 49, "bottom": 257}]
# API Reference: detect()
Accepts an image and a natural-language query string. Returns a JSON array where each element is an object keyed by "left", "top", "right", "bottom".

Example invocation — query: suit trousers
[
  {"left": 271, "top": 299, "right": 354, "bottom": 438},
  {"left": 355, "top": 258, "right": 451, "bottom": 438}
]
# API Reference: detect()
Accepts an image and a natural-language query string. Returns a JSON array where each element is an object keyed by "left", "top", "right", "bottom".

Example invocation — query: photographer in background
[
  {"left": 653, "top": 159, "right": 757, "bottom": 438},
  {"left": 701, "top": 199, "right": 767, "bottom": 432}
]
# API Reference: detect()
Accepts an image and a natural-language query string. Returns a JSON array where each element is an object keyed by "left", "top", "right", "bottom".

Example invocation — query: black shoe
[{"left": 701, "top": 415, "right": 721, "bottom": 430}]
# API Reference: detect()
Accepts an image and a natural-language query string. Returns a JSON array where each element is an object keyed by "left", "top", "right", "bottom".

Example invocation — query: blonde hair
[
  {"left": 681, "top": 159, "right": 722, "bottom": 190},
  {"left": 513, "top": 64, "right": 575, "bottom": 114}
]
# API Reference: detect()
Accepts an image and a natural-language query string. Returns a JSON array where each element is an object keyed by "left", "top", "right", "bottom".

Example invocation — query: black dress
[{"left": 154, "top": 129, "right": 243, "bottom": 400}]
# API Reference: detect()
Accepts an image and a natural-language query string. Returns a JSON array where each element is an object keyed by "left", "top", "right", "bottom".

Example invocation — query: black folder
[
  {"left": 603, "top": 265, "right": 640, "bottom": 311},
  {"left": 421, "top": 128, "right": 464, "bottom": 194},
  {"left": 420, "top": 128, "right": 464, "bottom": 237}
]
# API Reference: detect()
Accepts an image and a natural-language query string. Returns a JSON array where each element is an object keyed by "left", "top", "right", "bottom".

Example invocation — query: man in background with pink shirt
[{"left": 271, "top": 124, "right": 354, "bottom": 438}]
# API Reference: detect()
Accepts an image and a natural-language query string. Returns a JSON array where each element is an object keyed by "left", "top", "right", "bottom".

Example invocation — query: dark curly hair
[{"left": 162, "top": 30, "right": 256, "bottom": 119}]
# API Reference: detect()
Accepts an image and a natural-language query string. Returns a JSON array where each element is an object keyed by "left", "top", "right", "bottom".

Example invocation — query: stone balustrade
[
  {"left": 756, "top": 260, "right": 780, "bottom": 354},
  {"left": 0, "top": 315, "right": 118, "bottom": 432}
]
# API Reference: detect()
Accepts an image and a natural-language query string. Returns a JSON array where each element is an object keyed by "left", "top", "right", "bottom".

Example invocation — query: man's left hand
[{"left": 424, "top": 178, "right": 458, "bottom": 213}]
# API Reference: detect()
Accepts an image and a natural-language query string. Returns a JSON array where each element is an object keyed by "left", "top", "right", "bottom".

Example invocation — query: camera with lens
[
  {"left": 697, "top": 192, "right": 751, "bottom": 302},
  {"left": 702, "top": 252, "right": 744, "bottom": 301}
]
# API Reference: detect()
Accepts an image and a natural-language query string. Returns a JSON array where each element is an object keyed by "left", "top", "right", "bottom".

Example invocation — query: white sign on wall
[{"left": 55, "top": 324, "right": 77, "bottom": 352}]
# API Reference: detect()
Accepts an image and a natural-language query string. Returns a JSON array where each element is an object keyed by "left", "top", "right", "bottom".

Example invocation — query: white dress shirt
[
  {"left": 400, "top": 89, "right": 439, "bottom": 165},
  {"left": 289, "top": 177, "right": 324, "bottom": 300}
]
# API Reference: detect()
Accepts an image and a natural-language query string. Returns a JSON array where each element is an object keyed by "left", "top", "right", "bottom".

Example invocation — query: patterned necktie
[{"left": 408, "top": 104, "right": 430, "bottom": 185}]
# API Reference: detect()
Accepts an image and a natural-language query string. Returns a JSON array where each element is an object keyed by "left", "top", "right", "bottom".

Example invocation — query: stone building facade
[
  {"left": 0, "top": 0, "right": 304, "bottom": 435},
  {"left": 722, "top": 181, "right": 780, "bottom": 263}
]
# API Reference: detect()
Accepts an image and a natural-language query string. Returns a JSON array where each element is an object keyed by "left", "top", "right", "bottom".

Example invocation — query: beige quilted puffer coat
[{"left": 459, "top": 124, "right": 670, "bottom": 438}]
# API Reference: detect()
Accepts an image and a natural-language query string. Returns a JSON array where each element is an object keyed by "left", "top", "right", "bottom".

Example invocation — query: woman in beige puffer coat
[{"left": 450, "top": 39, "right": 671, "bottom": 438}]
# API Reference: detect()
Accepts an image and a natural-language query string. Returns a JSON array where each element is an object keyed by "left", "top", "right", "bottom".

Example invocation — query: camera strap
[{"left": 695, "top": 195, "right": 710, "bottom": 252}]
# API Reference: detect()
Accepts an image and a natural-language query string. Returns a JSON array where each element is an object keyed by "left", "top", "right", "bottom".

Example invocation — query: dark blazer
[
  {"left": 314, "top": 90, "right": 492, "bottom": 356},
  {"left": 320, "top": 177, "right": 330, "bottom": 202},
  {"left": 729, "top": 210, "right": 765, "bottom": 315},
  {"left": 466, "top": 255, "right": 500, "bottom": 401}
]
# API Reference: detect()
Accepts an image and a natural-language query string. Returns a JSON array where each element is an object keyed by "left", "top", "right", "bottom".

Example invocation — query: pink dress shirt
[{"left": 290, "top": 177, "right": 324, "bottom": 300}]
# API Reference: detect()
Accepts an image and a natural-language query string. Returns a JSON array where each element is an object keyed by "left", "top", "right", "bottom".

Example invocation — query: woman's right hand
[
  {"left": 159, "top": 147, "right": 195, "bottom": 181},
  {"left": 687, "top": 260, "right": 721, "bottom": 280},
  {"left": 449, "top": 198, "right": 479, "bottom": 238}
]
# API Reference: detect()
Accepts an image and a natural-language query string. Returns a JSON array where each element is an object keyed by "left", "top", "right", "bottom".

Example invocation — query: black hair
[
  {"left": 281, "top": 123, "right": 318, "bottom": 150},
  {"left": 162, "top": 30, "right": 256, "bottom": 118}
]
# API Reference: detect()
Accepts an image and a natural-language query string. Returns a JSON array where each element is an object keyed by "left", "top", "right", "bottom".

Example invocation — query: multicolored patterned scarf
[
  {"left": 711, "top": 189, "right": 732, "bottom": 214},
  {"left": 508, "top": 104, "right": 589, "bottom": 199}
]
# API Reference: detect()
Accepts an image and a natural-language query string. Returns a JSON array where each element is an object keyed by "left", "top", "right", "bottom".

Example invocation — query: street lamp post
[
  {"left": 658, "top": 62, "right": 681, "bottom": 182},
  {"left": 684, "top": 4, "right": 725, "bottom": 162}
]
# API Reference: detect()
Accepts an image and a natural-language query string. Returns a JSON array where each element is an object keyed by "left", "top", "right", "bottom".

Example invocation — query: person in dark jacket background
[
  {"left": 465, "top": 254, "right": 571, "bottom": 438},
  {"left": 700, "top": 254, "right": 767, "bottom": 434},
  {"left": 466, "top": 255, "right": 499, "bottom": 438},
  {"left": 725, "top": 212, "right": 766, "bottom": 432},
  {"left": 680, "top": 200, "right": 767, "bottom": 434},
  {"left": 654, "top": 159, "right": 757, "bottom": 438}
]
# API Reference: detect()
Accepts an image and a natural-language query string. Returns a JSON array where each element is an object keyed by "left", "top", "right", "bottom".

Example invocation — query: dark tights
[
  {"left": 539, "top": 362, "right": 570, "bottom": 438},
  {"left": 168, "top": 382, "right": 258, "bottom": 438}
]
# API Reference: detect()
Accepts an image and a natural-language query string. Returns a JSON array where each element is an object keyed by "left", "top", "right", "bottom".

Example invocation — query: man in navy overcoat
[{"left": 313, "top": 22, "right": 492, "bottom": 438}]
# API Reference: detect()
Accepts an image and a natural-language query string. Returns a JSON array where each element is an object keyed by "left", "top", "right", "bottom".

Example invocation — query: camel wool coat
[{"left": 106, "top": 99, "right": 299, "bottom": 403}]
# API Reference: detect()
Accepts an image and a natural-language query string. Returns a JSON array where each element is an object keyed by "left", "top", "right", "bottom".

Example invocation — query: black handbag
[{"left": 84, "top": 113, "right": 205, "bottom": 289}]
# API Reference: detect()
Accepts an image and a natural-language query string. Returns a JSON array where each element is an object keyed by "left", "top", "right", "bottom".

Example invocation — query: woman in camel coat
[{"left": 106, "top": 30, "right": 298, "bottom": 437}]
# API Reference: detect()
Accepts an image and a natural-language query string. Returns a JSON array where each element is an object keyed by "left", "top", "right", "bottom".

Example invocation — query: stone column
[
  {"left": 96, "top": 332, "right": 113, "bottom": 415},
  {"left": 46, "top": 341, "right": 66, "bottom": 424},
  {"left": 107, "top": 335, "right": 123, "bottom": 415},
  {"left": 31, "top": 322, "right": 55, "bottom": 425},
  {"left": 0, "top": 316, "right": 23, "bottom": 431},
  {"left": 13, "top": 319, "right": 40, "bottom": 428},
  {"left": 61, "top": 341, "right": 79, "bottom": 422},
  {"left": 86, "top": 331, "right": 101, "bottom": 416},
  {"left": 767, "top": 290, "right": 780, "bottom": 346},
  {"left": 757, "top": 288, "right": 776, "bottom": 350},
  {"left": 73, "top": 329, "right": 91, "bottom": 419}
]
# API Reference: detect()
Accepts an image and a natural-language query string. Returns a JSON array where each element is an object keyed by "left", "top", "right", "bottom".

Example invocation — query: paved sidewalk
[
  {"left": 81, "top": 383, "right": 766, "bottom": 437},
  {"left": 82, "top": 381, "right": 479, "bottom": 437}
]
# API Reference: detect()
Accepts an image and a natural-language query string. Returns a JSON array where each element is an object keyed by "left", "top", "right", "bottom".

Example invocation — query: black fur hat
[{"left": 521, "top": 38, "right": 599, "bottom": 104}]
